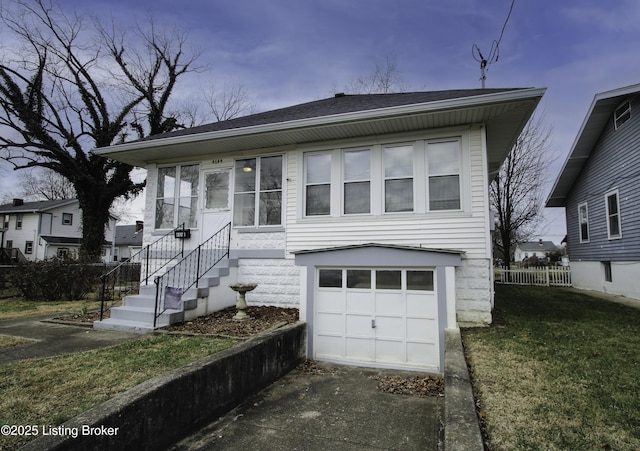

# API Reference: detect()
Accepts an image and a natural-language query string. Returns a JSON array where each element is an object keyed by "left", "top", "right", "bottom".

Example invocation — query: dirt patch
[
  {"left": 165, "top": 306, "right": 299, "bottom": 338},
  {"left": 370, "top": 374, "right": 444, "bottom": 397}
]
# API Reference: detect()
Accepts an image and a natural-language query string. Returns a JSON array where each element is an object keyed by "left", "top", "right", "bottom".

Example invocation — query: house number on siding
[{"left": 210, "top": 158, "right": 230, "bottom": 167}]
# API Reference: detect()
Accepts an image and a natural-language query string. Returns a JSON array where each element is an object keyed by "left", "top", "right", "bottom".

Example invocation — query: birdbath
[{"left": 229, "top": 283, "right": 257, "bottom": 321}]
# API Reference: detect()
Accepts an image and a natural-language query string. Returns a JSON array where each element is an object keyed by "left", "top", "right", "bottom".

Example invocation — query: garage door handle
[{"left": 371, "top": 319, "right": 376, "bottom": 329}]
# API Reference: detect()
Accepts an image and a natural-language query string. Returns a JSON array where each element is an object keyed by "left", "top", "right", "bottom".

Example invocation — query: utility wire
[{"left": 472, "top": 0, "right": 517, "bottom": 87}]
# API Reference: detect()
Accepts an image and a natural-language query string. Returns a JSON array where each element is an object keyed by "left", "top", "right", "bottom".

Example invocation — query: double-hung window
[
  {"left": 427, "top": 140, "right": 461, "bottom": 211},
  {"left": 578, "top": 202, "right": 589, "bottom": 243},
  {"left": 233, "top": 155, "right": 283, "bottom": 227},
  {"left": 605, "top": 190, "right": 622, "bottom": 239},
  {"left": 62, "top": 213, "right": 73, "bottom": 225},
  {"left": 384, "top": 145, "right": 414, "bottom": 212},
  {"left": 305, "top": 153, "right": 331, "bottom": 216},
  {"left": 15, "top": 213, "right": 23, "bottom": 230},
  {"left": 155, "top": 164, "right": 199, "bottom": 229},
  {"left": 343, "top": 149, "right": 371, "bottom": 214}
]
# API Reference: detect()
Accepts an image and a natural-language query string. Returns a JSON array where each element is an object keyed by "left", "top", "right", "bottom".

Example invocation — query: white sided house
[
  {"left": 95, "top": 88, "right": 545, "bottom": 373},
  {"left": 0, "top": 198, "right": 116, "bottom": 262}
]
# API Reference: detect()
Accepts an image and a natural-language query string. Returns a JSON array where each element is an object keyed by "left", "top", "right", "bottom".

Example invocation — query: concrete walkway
[{"left": 0, "top": 314, "right": 142, "bottom": 365}]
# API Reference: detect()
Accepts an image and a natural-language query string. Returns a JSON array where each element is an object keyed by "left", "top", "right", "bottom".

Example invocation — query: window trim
[
  {"left": 233, "top": 155, "right": 284, "bottom": 228},
  {"left": 15, "top": 213, "right": 23, "bottom": 230},
  {"left": 426, "top": 139, "right": 462, "bottom": 212},
  {"left": 300, "top": 134, "right": 467, "bottom": 220},
  {"left": 614, "top": 100, "right": 631, "bottom": 130},
  {"left": 383, "top": 145, "right": 414, "bottom": 213},
  {"left": 24, "top": 241, "right": 33, "bottom": 254},
  {"left": 154, "top": 163, "right": 200, "bottom": 230},
  {"left": 603, "top": 261, "right": 613, "bottom": 283},
  {"left": 62, "top": 213, "right": 73, "bottom": 226},
  {"left": 605, "top": 190, "right": 622, "bottom": 240},
  {"left": 342, "top": 148, "right": 372, "bottom": 215},
  {"left": 578, "top": 202, "right": 590, "bottom": 243}
]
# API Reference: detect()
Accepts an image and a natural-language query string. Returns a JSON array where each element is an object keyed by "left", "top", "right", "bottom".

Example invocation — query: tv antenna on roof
[{"left": 472, "top": 0, "right": 516, "bottom": 88}]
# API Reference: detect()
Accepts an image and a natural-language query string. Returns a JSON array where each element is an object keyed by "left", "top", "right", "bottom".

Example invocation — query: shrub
[{"left": 9, "top": 257, "right": 103, "bottom": 301}]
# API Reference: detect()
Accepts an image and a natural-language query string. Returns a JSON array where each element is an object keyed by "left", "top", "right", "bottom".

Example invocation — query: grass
[
  {"left": 0, "top": 334, "right": 237, "bottom": 450},
  {"left": 462, "top": 285, "right": 640, "bottom": 451},
  {"left": 0, "top": 288, "right": 103, "bottom": 319}
]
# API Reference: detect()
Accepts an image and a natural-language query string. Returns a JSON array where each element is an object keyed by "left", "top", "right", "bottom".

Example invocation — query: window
[
  {"left": 58, "top": 248, "right": 69, "bottom": 258},
  {"left": 2, "top": 215, "right": 8, "bottom": 229},
  {"left": 407, "top": 270, "right": 434, "bottom": 291},
  {"left": 204, "top": 171, "right": 230, "bottom": 210},
  {"left": 16, "top": 213, "right": 23, "bottom": 230},
  {"left": 578, "top": 203, "right": 589, "bottom": 243},
  {"left": 305, "top": 153, "right": 331, "bottom": 216},
  {"left": 614, "top": 101, "right": 631, "bottom": 129},
  {"left": 605, "top": 190, "right": 622, "bottom": 239},
  {"left": 347, "top": 269, "right": 371, "bottom": 288},
  {"left": 343, "top": 149, "right": 370, "bottom": 214},
  {"left": 24, "top": 241, "right": 33, "bottom": 254},
  {"left": 233, "top": 156, "right": 283, "bottom": 227},
  {"left": 376, "top": 270, "right": 401, "bottom": 289},
  {"left": 318, "top": 269, "right": 342, "bottom": 288},
  {"left": 384, "top": 146, "right": 413, "bottom": 212},
  {"left": 62, "top": 213, "right": 73, "bottom": 225},
  {"left": 155, "top": 164, "right": 199, "bottom": 229},
  {"left": 6, "top": 240, "right": 12, "bottom": 249},
  {"left": 427, "top": 141, "right": 461, "bottom": 210},
  {"left": 603, "top": 261, "right": 612, "bottom": 282}
]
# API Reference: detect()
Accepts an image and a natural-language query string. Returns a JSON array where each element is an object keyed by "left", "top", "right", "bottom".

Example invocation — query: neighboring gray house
[
  {"left": 113, "top": 221, "right": 144, "bottom": 261},
  {"left": 514, "top": 240, "right": 560, "bottom": 263},
  {"left": 0, "top": 198, "right": 116, "bottom": 262},
  {"left": 547, "top": 83, "right": 640, "bottom": 300},
  {"left": 95, "top": 88, "right": 545, "bottom": 373}
]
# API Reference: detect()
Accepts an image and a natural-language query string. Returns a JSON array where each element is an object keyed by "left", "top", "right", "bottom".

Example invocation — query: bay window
[
  {"left": 155, "top": 164, "right": 199, "bottom": 229},
  {"left": 233, "top": 155, "right": 283, "bottom": 227}
]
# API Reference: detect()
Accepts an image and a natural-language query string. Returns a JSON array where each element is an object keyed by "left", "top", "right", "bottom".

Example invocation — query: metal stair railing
[
  {"left": 153, "top": 222, "right": 231, "bottom": 328},
  {"left": 99, "top": 223, "right": 187, "bottom": 320}
]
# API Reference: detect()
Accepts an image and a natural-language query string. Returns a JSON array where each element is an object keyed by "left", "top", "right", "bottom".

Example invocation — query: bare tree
[
  {"left": 18, "top": 168, "right": 76, "bottom": 201},
  {"left": 0, "top": 0, "right": 198, "bottom": 258},
  {"left": 203, "top": 81, "right": 255, "bottom": 122},
  {"left": 336, "top": 53, "right": 412, "bottom": 94},
  {"left": 490, "top": 114, "right": 552, "bottom": 268}
]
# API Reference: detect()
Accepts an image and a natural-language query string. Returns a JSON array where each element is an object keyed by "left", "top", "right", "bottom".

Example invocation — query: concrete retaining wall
[{"left": 22, "top": 323, "right": 307, "bottom": 451}]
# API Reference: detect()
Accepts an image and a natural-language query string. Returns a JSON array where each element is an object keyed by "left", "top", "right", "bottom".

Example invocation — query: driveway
[{"left": 170, "top": 361, "right": 444, "bottom": 450}]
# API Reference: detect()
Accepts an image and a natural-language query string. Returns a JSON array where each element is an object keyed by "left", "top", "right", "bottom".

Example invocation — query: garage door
[{"left": 314, "top": 268, "right": 439, "bottom": 371}]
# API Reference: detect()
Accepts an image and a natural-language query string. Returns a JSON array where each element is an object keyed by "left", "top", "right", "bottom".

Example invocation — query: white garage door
[{"left": 314, "top": 268, "right": 439, "bottom": 371}]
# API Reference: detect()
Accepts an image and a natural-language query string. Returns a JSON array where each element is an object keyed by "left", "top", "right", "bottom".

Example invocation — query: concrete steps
[{"left": 94, "top": 258, "right": 238, "bottom": 334}]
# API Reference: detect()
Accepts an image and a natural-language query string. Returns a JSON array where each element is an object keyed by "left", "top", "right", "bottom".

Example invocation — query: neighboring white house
[
  {"left": 95, "top": 88, "right": 545, "bottom": 373},
  {"left": 547, "top": 83, "right": 640, "bottom": 300},
  {"left": 113, "top": 221, "right": 144, "bottom": 261},
  {"left": 0, "top": 198, "right": 116, "bottom": 262},
  {"left": 514, "top": 240, "right": 560, "bottom": 263}
]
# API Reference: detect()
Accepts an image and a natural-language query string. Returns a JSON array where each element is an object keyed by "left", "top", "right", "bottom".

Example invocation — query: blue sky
[{"left": 2, "top": 0, "right": 640, "bottom": 243}]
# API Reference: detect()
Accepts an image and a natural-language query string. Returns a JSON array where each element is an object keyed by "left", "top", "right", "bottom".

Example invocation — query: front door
[{"left": 201, "top": 168, "right": 232, "bottom": 241}]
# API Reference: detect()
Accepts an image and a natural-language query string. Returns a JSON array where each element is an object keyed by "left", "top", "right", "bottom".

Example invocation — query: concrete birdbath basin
[{"left": 229, "top": 283, "right": 258, "bottom": 321}]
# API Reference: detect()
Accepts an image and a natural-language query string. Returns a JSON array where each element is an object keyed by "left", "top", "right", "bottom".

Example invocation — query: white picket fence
[{"left": 495, "top": 266, "right": 572, "bottom": 287}]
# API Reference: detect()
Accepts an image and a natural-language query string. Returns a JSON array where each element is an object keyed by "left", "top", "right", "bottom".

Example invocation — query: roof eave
[
  {"left": 95, "top": 88, "right": 546, "bottom": 167},
  {"left": 546, "top": 83, "right": 640, "bottom": 207}
]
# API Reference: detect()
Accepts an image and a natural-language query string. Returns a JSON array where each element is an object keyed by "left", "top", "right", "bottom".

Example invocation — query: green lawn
[
  {"left": 463, "top": 285, "right": 640, "bottom": 451},
  {"left": 0, "top": 334, "right": 237, "bottom": 450}
]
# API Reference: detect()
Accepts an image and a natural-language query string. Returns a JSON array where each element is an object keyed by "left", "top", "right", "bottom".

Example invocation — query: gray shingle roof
[
  {"left": 139, "top": 89, "right": 527, "bottom": 143},
  {"left": 0, "top": 199, "right": 77, "bottom": 214}
]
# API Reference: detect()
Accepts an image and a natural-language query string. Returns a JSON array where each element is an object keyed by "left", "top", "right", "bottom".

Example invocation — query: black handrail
[
  {"left": 98, "top": 224, "right": 186, "bottom": 320},
  {"left": 153, "top": 222, "right": 231, "bottom": 328}
]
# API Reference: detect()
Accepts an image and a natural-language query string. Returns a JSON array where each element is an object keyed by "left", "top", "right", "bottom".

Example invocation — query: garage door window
[
  {"left": 347, "top": 270, "right": 371, "bottom": 288},
  {"left": 376, "top": 270, "right": 401, "bottom": 289},
  {"left": 319, "top": 269, "right": 342, "bottom": 288},
  {"left": 407, "top": 271, "right": 434, "bottom": 291}
]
